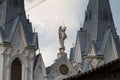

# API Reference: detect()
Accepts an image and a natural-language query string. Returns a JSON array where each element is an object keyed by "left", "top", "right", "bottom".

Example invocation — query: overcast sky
[{"left": 24, "top": 0, "right": 120, "bottom": 67}]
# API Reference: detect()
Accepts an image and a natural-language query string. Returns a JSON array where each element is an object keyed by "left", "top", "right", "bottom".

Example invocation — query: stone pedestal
[{"left": 57, "top": 48, "right": 67, "bottom": 59}]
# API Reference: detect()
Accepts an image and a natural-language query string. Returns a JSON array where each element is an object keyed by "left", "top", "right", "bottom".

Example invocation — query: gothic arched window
[{"left": 11, "top": 58, "right": 22, "bottom": 80}]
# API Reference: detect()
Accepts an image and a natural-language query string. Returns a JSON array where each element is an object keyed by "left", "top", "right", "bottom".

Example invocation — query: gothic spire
[
  {"left": 0, "top": 0, "right": 27, "bottom": 37},
  {"left": 83, "top": 0, "right": 118, "bottom": 48},
  {"left": 0, "top": 0, "right": 38, "bottom": 49}
]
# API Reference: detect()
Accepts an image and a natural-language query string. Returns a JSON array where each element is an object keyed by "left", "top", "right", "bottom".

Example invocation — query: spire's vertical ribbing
[{"left": 83, "top": 0, "right": 118, "bottom": 49}]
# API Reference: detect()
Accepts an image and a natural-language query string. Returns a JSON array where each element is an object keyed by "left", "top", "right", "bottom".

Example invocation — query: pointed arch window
[{"left": 11, "top": 58, "right": 22, "bottom": 80}]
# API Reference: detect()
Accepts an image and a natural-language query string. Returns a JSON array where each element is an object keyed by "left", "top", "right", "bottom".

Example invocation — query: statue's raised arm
[{"left": 58, "top": 26, "right": 67, "bottom": 50}]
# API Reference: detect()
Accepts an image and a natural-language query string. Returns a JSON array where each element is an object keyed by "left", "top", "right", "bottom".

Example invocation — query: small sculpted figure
[{"left": 59, "top": 26, "right": 67, "bottom": 49}]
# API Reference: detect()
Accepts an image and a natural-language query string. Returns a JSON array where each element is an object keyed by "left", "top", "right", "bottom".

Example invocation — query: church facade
[
  {"left": 0, "top": 0, "right": 77, "bottom": 80},
  {"left": 0, "top": 0, "right": 120, "bottom": 80},
  {"left": 0, "top": 0, "right": 47, "bottom": 80},
  {"left": 67, "top": 0, "right": 120, "bottom": 79}
]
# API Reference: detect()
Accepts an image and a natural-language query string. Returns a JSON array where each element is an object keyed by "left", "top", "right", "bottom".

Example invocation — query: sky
[{"left": 24, "top": 0, "right": 120, "bottom": 67}]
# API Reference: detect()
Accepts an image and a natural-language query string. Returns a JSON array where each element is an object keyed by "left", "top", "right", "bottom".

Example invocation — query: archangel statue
[{"left": 59, "top": 26, "right": 67, "bottom": 49}]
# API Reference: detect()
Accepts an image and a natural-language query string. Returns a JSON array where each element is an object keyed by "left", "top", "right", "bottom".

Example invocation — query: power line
[{"left": 26, "top": 0, "right": 46, "bottom": 12}]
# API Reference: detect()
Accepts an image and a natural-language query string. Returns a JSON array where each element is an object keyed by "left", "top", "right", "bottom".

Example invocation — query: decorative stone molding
[
  {"left": 0, "top": 48, "right": 7, "bottom": 55},
  {"left": 17, "top": 49, "right": 20, "bottom": 54},
  {"left": 7, "top": 64, "right": 11, "bottom": 69},
  {"left": 25, "top": 67, "right": 29, "bottom": 71},
  {"left": 24, "top": 50, "right": 29, "bottom": 57},
  {"left": 7, "top": 54, "right": 11, "bottom": 58},
  {"left": 20, "top": 49, "right": 25, "bottom": 54}
]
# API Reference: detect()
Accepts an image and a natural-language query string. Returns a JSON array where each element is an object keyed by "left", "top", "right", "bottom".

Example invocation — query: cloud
[
  {"left": 25, "top": 0, "right": 120, "bottom": 67},
  {"left": 110, "top": 0, "right": 120, "bottom": 35},
  {"left": 25, "top": 0, "right": 88, "bottom": 67}
]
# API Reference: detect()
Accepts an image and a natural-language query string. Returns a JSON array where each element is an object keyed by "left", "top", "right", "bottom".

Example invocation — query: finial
[
  {"left": 34, "top": 28, "right": 36, "bottom": 33},
  {"left": 28, "top": 15, "right": 30, "bottom": 19},
  {"left": 80, "top": 23, "right": 84, "bottom": 31},
  {"left": 80, "top": 23, "right": 82, "bottom": 28},
  {"left": 72, "top": 43, "right": 74, "bottom": 48},
  {"left": 38, "top": 49, "right": 40, "bottom": 54},
  {"left": 27, "top": 14, "right": 30, "bottom": 22}
]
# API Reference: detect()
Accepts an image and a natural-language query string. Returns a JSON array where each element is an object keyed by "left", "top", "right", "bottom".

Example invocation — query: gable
[
  {"left": 74, "top": 36, "right": 82, "bottom": 64},
  {"left": 87, "top": 42, "right": 97, "bottom": 56},
  {"left": 11, "top": 22, "right": 27, "bottom": 51},
  {"left": 33, "top": 54, "right": 47, "bottom": 80},
  {"left": 104, "top": 33, "right": 118, "bottom": 63},
  {"left": 2, "top": 17, "right": 38, "bottom": 49},
  {"left": 78, "top": 31, "right": 87, "bottom": 55},
  {"left": 34, "top": 67, "right": 45, "bottom": 80},
  {"left": 47, "top": 56, "right": 77, "bottom": 80}
]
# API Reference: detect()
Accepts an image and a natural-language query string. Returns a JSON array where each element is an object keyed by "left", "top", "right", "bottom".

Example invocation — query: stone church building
[
  {"left": 0, "top": 0, "right": 77, "bottom": 80},
  {"left": 0, "top": 0, "right": 47, "bottom": 80},
  {"left": 65, "top": 0, "right": 120, "bottom": 80},
  {"left": 0, "top": 0, "right": 120, "bottom": 80},
  {"left": 69, "top": 0, "right": 120, "bottom": 73}
]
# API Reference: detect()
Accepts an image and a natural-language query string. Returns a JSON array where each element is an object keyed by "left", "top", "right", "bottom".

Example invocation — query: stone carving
[{"left": 59, "top": 26, "right": 67, "bottom": 50}]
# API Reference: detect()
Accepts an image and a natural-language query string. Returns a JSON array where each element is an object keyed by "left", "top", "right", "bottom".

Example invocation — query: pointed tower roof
[
  {"left": 0, "top": 0, "right": 26, "bottom": 28},
  {"left": 83, "top": 0, "right": 119, "bottom": 50},
  {"left": 69, "top": 47, "right": 75, "bottom": 61},
  {"left": 0, "top": 0, "right": 38, "bottom": 49}
]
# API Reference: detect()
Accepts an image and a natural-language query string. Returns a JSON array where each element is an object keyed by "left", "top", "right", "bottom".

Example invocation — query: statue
[{"left": 59, "top": 26, "right": 67, "bottom": 50}]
